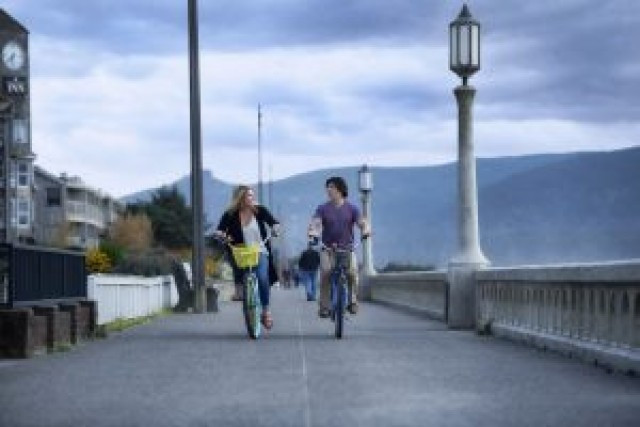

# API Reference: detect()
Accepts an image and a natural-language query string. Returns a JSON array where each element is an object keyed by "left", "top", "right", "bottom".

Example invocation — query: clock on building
[{"left": 2, "top": 40, "right": 25, "bottom": 71}]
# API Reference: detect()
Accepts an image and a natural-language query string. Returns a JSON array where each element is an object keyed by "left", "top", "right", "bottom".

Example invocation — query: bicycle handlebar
[
  {"left": 314, "top": 240, "right": 361, "bottom": 253},
  {"left": 213, "top": 231, "right": 274, "bottom": 248}
]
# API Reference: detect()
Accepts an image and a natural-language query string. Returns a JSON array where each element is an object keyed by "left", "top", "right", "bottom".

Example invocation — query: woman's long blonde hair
[{"left": 227, "top": 185, "right": 257, "bottom": 213}]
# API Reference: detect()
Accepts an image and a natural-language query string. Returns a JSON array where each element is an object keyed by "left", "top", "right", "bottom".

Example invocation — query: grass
[
  {"left": 53, "top": 343, "right": 73, "bottom": 353},
  {"left": 95, "top": 309, "right": 173, "bottom": 338}
]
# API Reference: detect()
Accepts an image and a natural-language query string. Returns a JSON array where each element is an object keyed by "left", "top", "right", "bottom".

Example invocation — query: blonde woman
[{"left": 215, "top": 185, "right": 280, "bottom": 329}]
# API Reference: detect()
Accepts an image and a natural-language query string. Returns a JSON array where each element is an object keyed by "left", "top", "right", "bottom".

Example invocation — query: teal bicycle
[
  {"left": 231, "top": 243, "right": 263, "bottom": 339},
  {"left": 214, "top": 233, "right": 272, "bottom": 340}
]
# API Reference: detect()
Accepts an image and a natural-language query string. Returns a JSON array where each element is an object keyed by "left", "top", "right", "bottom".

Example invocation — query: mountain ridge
[{"left": 121, "top": 146, "right": 640, "bottom": 268}]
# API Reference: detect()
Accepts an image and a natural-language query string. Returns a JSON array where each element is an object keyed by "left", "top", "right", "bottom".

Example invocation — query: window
[
  {"left": 18, "top": 199, "right": 29, "bottom": 226},
  {"left": 17, "top": 162, "right": 29, "bottom": 187},
  {"left": 47, "top": 187, "right": 61, "bottom": 206},
  {"left": 9, "top": 199, "right": 15, "bottom": 226},
  {"left": 12, "top": 119, "right": 28, "bottom": 145}
]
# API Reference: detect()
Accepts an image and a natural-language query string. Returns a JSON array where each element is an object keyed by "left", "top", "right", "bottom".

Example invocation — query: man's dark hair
[{"left": 325, "top": 176, "right": 348, "bottom": 197}]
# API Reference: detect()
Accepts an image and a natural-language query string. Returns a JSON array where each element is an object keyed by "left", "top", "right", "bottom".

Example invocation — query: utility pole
[
  {"left": 188, "top": 0, "right": 206, "bottom": 313},
  {"left": 257, "top": 104, "right": 264, "bottom": 204}
]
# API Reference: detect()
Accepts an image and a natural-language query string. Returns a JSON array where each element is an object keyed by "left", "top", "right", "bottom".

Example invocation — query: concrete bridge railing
[
  {"left": 476, "top": 261, "right": 640, "bottom": 372},
  {"left": 366, "top": 260, "right": 640, "bottom": 373},
  {"left": 367, "top": 272, "right": 448, "bottom": 321}
]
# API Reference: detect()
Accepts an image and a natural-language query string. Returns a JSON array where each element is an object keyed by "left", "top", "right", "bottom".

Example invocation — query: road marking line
[{"left": 297, "top": 306, "right": 312, "bottom": 427}]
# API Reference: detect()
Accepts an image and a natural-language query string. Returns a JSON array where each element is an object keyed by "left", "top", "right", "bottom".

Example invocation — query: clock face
[{"left": 2, "top": 41, "right": 25, "bottom": 71}]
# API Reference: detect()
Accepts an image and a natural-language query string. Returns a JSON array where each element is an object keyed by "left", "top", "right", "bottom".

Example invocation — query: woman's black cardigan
[{"left": 216, "top": 205, "right": 279, "bottom": 285}]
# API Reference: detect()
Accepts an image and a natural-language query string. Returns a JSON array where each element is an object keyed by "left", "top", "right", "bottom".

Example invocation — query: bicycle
[
  {"left": 215, "top": 234, "right": 272, "bottom": 339},
  {"left": 317, "top": 240, "right": 363, "bottom": 339}
]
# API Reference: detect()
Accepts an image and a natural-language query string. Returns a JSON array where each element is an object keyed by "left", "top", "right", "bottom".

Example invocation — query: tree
[
  {"left": 128, "top": 186, "right": 193, "bottom": 250},
  {"left": 109, "top": 213, "right": 153, "bottom": 253},
  {"left": 126, "top": 186, "right": 195, "bottom": 311}
]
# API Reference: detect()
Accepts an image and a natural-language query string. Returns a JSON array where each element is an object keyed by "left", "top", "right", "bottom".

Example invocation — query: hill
[{"left": 121, "top": 146, "right": 640, "bottom": 268}]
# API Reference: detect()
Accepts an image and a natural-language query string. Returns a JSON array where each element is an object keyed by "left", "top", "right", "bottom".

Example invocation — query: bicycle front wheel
[
  {"left": 242, "top": 272, "right": 262, "bottom": 339},
  {"left": 334, "top": 275, "right": 346, "bottom": 339}
]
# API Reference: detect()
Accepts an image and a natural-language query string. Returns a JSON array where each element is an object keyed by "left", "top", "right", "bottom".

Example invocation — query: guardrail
[{"left": 87, "top": 274, "right": 178, "bottom": 325}]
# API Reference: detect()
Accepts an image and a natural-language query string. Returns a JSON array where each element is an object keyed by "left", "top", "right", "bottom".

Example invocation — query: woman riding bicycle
[
  {"left": 308, "top": 176, "right": 370, "bottom": 318},
  {"left": 215, "top": 185, "right": 280, "bottom": 329}
]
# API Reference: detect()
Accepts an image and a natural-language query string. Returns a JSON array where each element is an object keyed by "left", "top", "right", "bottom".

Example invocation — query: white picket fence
[{"left": 87, "top": 274, "right": 179, "bottom": 325}]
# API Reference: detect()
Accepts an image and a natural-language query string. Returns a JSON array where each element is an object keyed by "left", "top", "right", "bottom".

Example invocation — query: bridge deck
[{"left": 1, "top": 288, "right": 638, "bottom": 426}]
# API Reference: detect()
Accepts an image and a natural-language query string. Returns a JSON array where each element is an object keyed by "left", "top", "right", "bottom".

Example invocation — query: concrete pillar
[
  {"left": 447, "top": 84, "right": 489, "bottom": 329},
  {"left": 358, "top": 188, "right": 375, "bottom": 301},
  {"left": 361, "top": 190, "right": 375, "bottom": 277}
]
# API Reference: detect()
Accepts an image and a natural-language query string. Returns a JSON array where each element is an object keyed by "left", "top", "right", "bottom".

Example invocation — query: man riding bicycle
[{"left": 308, "top": 176, "right": 370, "bottom": 318}]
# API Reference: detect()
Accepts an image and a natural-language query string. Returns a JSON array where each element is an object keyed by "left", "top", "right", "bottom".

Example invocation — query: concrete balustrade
[
  {"left": 476, "top": 261, "right": 640, "bottom": 372},
  {"left": 87, "top": 274, "right": 178, "bottom": 325},
  {"left": 367, "top": 272, "right": 448, "bottom": 321},
  {"left": 366, "top": 260, "right": 639, "bottom": 373}
]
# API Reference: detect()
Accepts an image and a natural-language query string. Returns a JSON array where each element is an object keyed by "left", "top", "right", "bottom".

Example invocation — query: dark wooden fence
[{"left": 0, "top": 244, "right": 86, "bottom": 308}]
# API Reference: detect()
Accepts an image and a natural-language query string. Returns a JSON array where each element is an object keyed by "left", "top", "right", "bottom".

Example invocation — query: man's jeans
[
  {"left": 319, "top": 250, "right": 358, "bottom": 311},
  {"left": 299, "top": 269, "right": 318, "bottom": 300}
]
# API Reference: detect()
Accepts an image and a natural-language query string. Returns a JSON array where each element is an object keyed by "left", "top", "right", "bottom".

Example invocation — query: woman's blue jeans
[{"left": 252, "top": 253, "right": 270, "bottom": 308}]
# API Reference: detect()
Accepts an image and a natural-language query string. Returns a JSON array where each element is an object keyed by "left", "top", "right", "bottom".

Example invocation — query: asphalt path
[{"left": 1, "top": 287, "right": 639, "bottom": 427}]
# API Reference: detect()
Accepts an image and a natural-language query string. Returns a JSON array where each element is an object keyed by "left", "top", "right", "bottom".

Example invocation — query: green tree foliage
[
  {"left": 128, "top": 186, "right": 193, "bottom": 250},
  {"left": 99, "top": 240, "right": 126, "bottom": 266}
]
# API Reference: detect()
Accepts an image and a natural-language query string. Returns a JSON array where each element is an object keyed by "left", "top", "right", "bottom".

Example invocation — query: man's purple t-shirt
[{"left": 314, "top": 201, "right": 361, "bottom": 248}]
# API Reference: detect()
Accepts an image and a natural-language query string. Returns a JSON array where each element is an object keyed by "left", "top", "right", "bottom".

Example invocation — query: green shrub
[
  {"left": 112, "top": 250, "right": 173, "bottom": 276},
  {"left": 99, "top": 241, "right": 126, "bottom": 267}
]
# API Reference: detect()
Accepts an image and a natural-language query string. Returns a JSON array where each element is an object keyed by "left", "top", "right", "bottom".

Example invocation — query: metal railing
[{"left": 0, "top": 243, "right": 87, "bottom": 307}]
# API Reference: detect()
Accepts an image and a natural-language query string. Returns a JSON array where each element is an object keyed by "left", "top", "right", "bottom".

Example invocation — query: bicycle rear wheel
[
  {"left": 334, "top": 275, "right": 347, "bottom": 339},
  {"left": 242, "top": 272, "right": 261, "bottom": 339}
]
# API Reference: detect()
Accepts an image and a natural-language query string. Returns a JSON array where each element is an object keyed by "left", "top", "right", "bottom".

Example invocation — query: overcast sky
[{"left": 3, "top": 0, "right": 639, "bottom": 197}]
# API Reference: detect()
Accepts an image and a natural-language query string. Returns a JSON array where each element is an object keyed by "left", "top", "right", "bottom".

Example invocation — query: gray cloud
[
  {"left": 10, "top": 0, "right": 640, "bottom": 123},
  {"left": 4, "top": 0, "right": 640, "bottom": 195}
]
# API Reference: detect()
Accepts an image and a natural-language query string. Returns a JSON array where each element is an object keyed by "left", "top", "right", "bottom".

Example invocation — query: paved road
[{"left": 1, "top": 287, "right": 639, "bottom": 427}]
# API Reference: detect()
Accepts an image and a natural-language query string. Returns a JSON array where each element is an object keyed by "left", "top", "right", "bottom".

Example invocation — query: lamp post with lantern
[
  {"left": 447, "top": 4, "right": 489, "bottom": 329},
  {"left": 358, "top": 165, "right": 375, "bottom": 277}
]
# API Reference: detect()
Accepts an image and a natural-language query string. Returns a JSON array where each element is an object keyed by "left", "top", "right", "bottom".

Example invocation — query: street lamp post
[
  {"left": 447, "top": 4, "right": 489, "bottom": 329},
  {"left": 358, "top": 165, "right": 375, "bottom": 277}
]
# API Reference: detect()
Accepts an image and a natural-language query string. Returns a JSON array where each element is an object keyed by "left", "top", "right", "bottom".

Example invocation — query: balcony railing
[{"left": 65, "top": 200, "right": 105, "bottom": 228}]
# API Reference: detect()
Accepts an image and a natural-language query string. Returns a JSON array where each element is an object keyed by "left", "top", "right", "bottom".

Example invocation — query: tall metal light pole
[
  {"left": 447, "top": 4, "right": 489, "bottom": 329},
  {"left": 257, "top": 104, "right": 264, "bottom": 204},
  {"left": 188, "top": 0, "right": 206, "bottom": 313}
]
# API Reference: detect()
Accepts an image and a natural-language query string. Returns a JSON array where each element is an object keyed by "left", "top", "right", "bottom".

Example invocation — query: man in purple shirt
[{"left": 308, "top": 176, "right": 370, "bottom": 317}]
